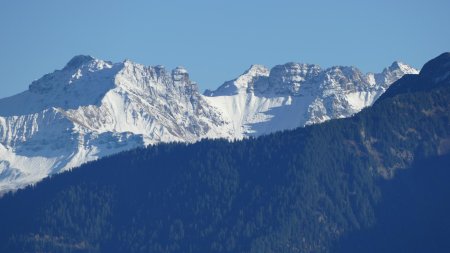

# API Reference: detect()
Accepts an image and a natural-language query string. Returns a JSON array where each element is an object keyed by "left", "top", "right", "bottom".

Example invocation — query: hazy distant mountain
[{"left": 0, "top": 55, "right": 417, "bottom": 192}]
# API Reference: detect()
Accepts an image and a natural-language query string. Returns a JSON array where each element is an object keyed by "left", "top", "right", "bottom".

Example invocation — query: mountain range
[
  {"left": 0, "top": 52, "right": 448, "bottom": 253},
  {"left": 0, "top": 56, "right": 418, "bottom": 192}
]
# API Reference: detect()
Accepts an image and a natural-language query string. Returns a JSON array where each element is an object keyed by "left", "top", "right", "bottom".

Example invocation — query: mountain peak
[
  {"left": 387, "top": 61, "right": 418, "bottom": 73},
  {"left": 270, "top": 62, "right": 322, "bottom": 78},
  {"left": 244, "top": 64, "right": 270, "bottom": 76},
  {"left": 389, "top": 61, "right": 403, "bottom": 68},
  {"left": 172, "top": 66, "right": 188, "bottom": 74},
  {"left": 204, "top": 65, "right": 269, "bottom": 96},
  {"left": 63, "top": 55, "right": 95, "bottom": 70},
  {"left": 376, "top": 52, "right": 450, "bottom": 103},
  {"left": 235, "top": 64, "right": 269, "bottom": 86},
  {"left": 266, "top": 62, "right": 322, "bottom": 95},
  {"left": 172, "top": 66, "right": 190, "bottom": 82},
  {"left": 372, "top": 61, "right": 419, "bottom": 88}
]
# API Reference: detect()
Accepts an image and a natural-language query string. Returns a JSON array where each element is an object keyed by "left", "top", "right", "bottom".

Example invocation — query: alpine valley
[{"left": 0, "top": 55, "right": 418, "bottom": 193}]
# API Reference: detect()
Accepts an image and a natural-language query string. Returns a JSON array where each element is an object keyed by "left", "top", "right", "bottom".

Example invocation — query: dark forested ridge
[
  {"left": 335, "top": 154, "right": 450, "bottom": 253},
  {"left": 0, "top": 53, "right": 449, "bottom": 253}
]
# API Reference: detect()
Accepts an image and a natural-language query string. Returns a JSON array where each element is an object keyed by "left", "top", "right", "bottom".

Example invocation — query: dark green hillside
[
  {"left": 335, "top": 154, "right": 450, "bottom": 253},
  {"left": 0, "top": 53, "right": 449, "bottom": 253}
]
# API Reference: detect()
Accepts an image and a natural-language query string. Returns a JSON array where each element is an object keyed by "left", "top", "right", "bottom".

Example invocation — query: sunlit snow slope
[{"left": 0, "top": 56, "right": 418, "bottom": 192}]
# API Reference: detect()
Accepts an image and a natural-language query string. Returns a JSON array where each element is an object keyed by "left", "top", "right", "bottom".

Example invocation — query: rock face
[{"left": 0, "top": 56, "right": 418, "bottom": 192}]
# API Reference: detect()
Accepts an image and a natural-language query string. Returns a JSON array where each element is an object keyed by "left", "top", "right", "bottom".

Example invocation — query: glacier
[{"left": 0, "top": 55, "right": 418, "bottom": 193}]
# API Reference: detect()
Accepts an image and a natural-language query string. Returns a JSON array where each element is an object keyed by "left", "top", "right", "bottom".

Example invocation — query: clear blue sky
[{"left": 1, "top": 0, "right": 449, "bottom": 98}]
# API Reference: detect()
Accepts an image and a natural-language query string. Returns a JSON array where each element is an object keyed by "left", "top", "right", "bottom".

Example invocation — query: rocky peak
[
  {"left": 204, "top": 64, "right": 269, "bottom": 96},
  {"left": 29, "top": 55, "right": 95, "bottom": 93},
  {"left": 386, "top": 61, "right": 418, "bottom": 76},
  {"left": 235, "top": 64, "right": 270, "bottom": 93},
  {"left": 377, "top": 53, "right": 449, "bottom": 102},
  {"left": 244, "top": 64, "right": 270, "bottom": 77},
  {"left": 153, "top": 65, "right": 166, "bottom": 77},
  {"left": 375, "top": 61, "right": 419, "bottom": 88},
  {"left": 319, "top": 66, "right": 369, "bottom": 91},
  {"left": 171, "top": 66, "right": 201, "bottom": 97},
  {"left": 63, "top": 55, "right": 95, "bottom": 70},
  {"left": 269, "top": 63, "right": 321, "bottom": 80},
  {"left": 267, "top": 63, "right": 321, "bottom": 95},
  {"left": 172, "top": 66, "right": 190, "bottom": 82},
  {"left": 389, "top": 61, "right": 403, "bottom": 69}
]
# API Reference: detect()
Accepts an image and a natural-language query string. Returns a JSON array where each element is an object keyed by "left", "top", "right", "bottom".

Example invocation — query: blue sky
[{"left": 1, "top": 0, "right": 449, "bottom": 98}]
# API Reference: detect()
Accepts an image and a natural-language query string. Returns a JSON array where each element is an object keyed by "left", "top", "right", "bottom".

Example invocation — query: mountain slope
[
  {"left": 335, "top": 154, "right": 450, "bottom": 253},
  {"left": 0, "top": 53, "right": 448, "bottom": 253},
  {"left": 0, "top": 56, "right": 418, "bottom": 192}
]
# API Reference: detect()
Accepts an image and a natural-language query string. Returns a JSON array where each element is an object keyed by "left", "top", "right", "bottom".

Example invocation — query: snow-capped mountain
[
  {"left": 0, "top": 56, "right": 418, "bottom": 193},
  {"left": 204, "top": 61, "right": 418, "bottom": 136}
]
